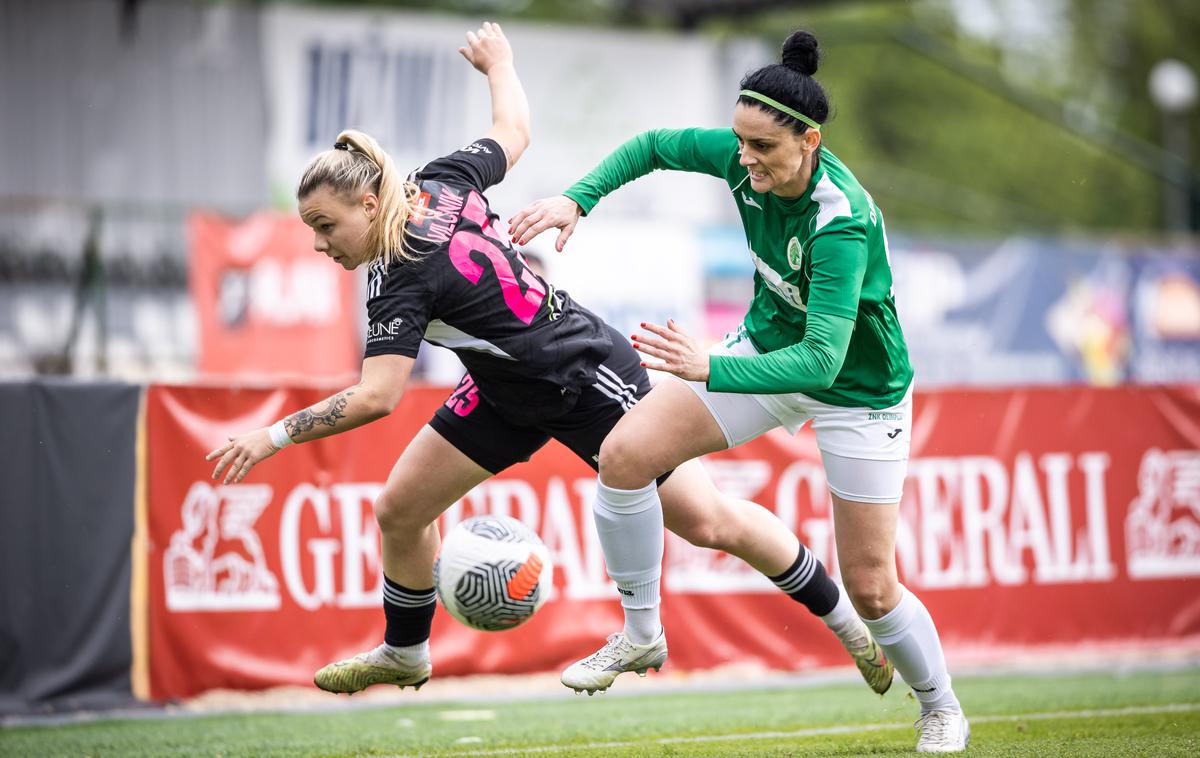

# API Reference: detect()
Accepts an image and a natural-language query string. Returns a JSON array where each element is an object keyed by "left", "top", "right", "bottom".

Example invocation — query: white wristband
[{"left": 268, "top": 420, "right": 294, "bottom": 450}]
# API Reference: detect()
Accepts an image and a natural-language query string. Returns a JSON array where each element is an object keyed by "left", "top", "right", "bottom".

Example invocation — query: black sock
[
  {"left": 382, "top": 576, "right": 437, "bottom": 647},
  {"left": 768, "top": 544, "right": 839, "bottom": 617}
]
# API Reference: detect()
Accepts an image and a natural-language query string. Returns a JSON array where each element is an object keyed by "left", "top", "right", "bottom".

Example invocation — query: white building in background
[{"left": 0, "top": 0, "right": 759, "bottom": 380}]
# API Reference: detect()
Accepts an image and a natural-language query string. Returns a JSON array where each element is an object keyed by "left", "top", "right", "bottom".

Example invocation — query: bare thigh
[
  {"left": 377, "top": 425, "right": 493, "bottom": 531},
  {"left": 376, "top": 425, "right": 494, "bottom": 585},
  {"left": 599, "top": 378, "right": 730, "bottom": 489},
  {"left": 658, "top": 458, "right": 799, "bottom": 575}
]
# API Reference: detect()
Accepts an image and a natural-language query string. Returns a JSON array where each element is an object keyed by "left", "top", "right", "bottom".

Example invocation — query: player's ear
[
  {"left": 802, "top": 128, "right": 821, "bottom": 156},
  {"left": 362, "top": 192, "right": 380, "bottom": 221}
]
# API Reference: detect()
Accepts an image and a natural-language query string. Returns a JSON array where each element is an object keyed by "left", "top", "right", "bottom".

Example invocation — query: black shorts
[{"left": 429, "top": 326, "right": 650, "bottom": 474}]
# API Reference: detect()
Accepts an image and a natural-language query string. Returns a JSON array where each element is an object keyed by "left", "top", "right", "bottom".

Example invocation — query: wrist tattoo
[{"left": 285, "top": 389, "right": 354, "bottom": 437}]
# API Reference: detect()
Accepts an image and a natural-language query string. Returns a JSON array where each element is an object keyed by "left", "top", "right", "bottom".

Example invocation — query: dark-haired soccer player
[{"left": 512, "top": 29, "right": 966, "bottom": 754}]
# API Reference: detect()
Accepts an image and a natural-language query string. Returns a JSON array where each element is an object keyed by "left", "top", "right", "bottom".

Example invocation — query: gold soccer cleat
[{"left": 314, "top": 643, "right": 431, "bottom": 695}]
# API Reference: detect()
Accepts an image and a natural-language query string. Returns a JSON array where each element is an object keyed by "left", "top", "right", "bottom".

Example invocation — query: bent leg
[
  {"left": 375, "top": 424, "right": 492, "bottom": 586},
  {"left": 658, "top": 460, "right": 799, "bottom": 576},
  {"left": 648, "top": 385, "right": 838, "bottom": 618},
  {"left": 313, "top": 425, "right": 490, "bottom": 695},
  {"left": 599, "top": 377, "right": 731, "bottom": 488},
  {"left": 834, "top": 493, "right": 961, "bottom": 715},
  {"left": 660, "top": 458, "right": 888, "bottom": 693},
  {"left": 374, "top": 425, "right": 492, "bottom": 650},
  {"left": 591, "top": 379, "right": 731, "bottom": 645},
  {"left": 600, "top": 380, "right": 856, "bottom": 649}
]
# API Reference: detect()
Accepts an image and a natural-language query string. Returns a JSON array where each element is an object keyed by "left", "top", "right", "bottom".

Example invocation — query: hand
[
  {"left": 632, "top": 319, "right": 710, "bottom": 382},
  {"left": 507, "top": 195, "right": 582, "bottom": 252},
  {"left": 458, "top": 21, "right": 512, "bottom": 75},
  {"left": 206, "top": 428, "right": 279, "bottom": 485}
]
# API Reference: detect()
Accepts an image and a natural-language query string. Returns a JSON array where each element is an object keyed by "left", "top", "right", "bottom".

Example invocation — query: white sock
[
  {"left": 821, "top": 587, "right": 868, "bottom": 649},
  {"left": 382, "top": 639, "right": 429, "bottom": 661},
  {"left": 861, "top": 586, "right": 961, "bottom": 714},
  {"left": 624, "top": 612, "right": 661, "bottom": 645},
  {"left": 592, "top": 477, "right": 664, "bottom": 646}
]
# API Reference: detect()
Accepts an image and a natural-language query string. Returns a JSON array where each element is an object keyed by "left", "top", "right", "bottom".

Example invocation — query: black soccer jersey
[{"left": 363, "top": 138, "right": 613, "bottom": 424}]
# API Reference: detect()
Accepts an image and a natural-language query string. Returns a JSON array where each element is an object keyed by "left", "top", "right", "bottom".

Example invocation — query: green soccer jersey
[{"left": 564, "top": 127, "right": 912, "bottom": 409}]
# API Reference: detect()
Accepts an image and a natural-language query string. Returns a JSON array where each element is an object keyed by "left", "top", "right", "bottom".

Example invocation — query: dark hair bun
[{"left": 781, "top": 30, "right": 820, "bottom": 76}]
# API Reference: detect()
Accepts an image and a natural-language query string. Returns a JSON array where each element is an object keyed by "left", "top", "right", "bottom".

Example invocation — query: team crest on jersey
[
  {"left": 410, "top": 191, "right": 432, "bottom": 226},
  {"left": 786, "top": 237, "right": 804, "bottom": 270}
]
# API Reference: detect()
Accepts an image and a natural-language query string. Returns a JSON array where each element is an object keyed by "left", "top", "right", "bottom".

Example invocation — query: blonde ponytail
[{"left": 297, "top": 129, "right": 423, "bottom": 265}]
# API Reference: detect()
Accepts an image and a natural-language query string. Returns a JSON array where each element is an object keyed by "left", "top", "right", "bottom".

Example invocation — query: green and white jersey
[{"left": 565, "top": 127, "right": 912, "bottom": 409}]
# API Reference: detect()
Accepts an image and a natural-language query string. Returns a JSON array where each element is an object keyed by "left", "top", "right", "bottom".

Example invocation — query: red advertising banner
[
  {"left": 143, "top": 383, "right": 1200, "bottom": 700},
  {"left": 188, "top": 211, "right": 361, "bottom": 380}
]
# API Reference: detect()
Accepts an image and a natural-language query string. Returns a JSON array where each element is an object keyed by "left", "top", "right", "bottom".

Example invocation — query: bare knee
[
  {"left": 597, "top": 432, "right": 660, "bottom": 489},
  {"left": 659, "top": 468, "right": 746, "bottom": 553},
  {"left": 373, "top": 488, "right": 433, "bottom": 537},
  {"left": 841, "top": 565, "right": 899, "bottom": 620},
  {"left": 666, "top": 492, "right": 741, "bottom": 552},
  {"left": 672, "top": 516, "right": 731, "bottom": 552}
]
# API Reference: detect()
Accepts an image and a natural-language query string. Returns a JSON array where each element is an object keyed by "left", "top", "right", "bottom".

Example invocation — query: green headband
[{"left": 739, "top": 90, "right": 821, "bottom": 131}]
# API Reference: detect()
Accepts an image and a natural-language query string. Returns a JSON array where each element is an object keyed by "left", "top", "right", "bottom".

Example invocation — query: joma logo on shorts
[{"left": 868, "top": 411, "right": 903, "bottom": 420}]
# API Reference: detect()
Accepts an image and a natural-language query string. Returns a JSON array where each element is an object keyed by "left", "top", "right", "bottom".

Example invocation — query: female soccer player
[
  {"left": 207, "top": 23, "right": 891, "bottom": 703},
  {"left": 510, "top": 30, "right": 967, "bottom": 753}
]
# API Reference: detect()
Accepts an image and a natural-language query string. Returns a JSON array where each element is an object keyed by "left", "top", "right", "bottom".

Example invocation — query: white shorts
[{"left": 679, "top": 327, "right": 912, "bottom": 504}]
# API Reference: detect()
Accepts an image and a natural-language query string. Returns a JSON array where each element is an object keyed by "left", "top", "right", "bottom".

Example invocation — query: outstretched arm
[
  {"left": 459, "top": 22, "right": 529, "bottom": 171},
  {"left": 206, "top": 354, "right": 414, "bottom": 484},
  {"left": 508, "top": 128, "right": 734, "bottom": 251}
]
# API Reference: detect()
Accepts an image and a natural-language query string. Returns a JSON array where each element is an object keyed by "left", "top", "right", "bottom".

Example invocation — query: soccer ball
[{"left": 434, "top": 515, "right": 553, "bottom": 631}]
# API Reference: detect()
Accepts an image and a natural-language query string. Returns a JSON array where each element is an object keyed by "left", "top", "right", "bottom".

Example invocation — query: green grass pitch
[{"left": 2, "top": 669, "right": 1198, "bottom": 757}]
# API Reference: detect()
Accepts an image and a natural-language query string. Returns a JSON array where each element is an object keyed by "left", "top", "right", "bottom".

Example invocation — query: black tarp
[{"left": 0, "top": 380, "right": 139, "bottom": 714}]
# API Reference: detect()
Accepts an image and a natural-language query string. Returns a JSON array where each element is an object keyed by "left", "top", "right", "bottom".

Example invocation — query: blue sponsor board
[
  {"left": 699, "top": 227, "right": 1200, "bottom": 386},
  {"left": 1128, "top": 251, "right": 1200, "bottom": 383}
]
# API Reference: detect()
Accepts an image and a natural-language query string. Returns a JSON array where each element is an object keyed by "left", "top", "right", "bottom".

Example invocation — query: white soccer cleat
[
  {"left": 314, "top": 643, "right": 431, "bottom": 694},
  {"left": 914, "top": 709, "right": 970, "bottom": 753},
  {"left": 561, "top": 629, "right": 668, "bottom": 695}
]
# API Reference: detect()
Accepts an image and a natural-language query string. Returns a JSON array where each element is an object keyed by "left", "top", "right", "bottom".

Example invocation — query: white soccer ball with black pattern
[{"left": 434, "top": 515, "right": 553, "bottom": 631}]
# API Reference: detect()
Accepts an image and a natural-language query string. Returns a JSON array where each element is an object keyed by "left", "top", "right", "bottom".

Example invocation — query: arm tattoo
[{"left": 285, "top": 389, "right": 355, "bottom": 437}]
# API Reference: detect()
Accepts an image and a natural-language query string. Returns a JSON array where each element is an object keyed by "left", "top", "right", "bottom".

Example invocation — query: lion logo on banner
[
  {"left": 1125, "top": 449, "right": 1200, "bottom": 579},
  {"left": 163, "top": 482, "right": 281, "bottom": 611}
]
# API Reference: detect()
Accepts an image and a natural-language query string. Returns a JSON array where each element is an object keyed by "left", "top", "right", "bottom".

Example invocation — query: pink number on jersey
[{"left": 448, "top": 190, "right": 545, "bottom": 325}]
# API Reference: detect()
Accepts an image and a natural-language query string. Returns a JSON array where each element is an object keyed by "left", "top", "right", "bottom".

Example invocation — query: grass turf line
[{"left": 1, "top": 669, "right": 1197, "bottom": 757}]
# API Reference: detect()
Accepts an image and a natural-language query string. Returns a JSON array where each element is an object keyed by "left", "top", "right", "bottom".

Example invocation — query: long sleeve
[
  {"left": 563, "top": 128, "right": 735, "bottom": 215},
  {"left": 707, "top": 311, "right": 855, "bottom": 394}
]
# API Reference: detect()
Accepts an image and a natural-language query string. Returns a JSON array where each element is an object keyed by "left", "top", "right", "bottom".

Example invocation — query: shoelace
[
  {"left": 914, "top": 711, "right": 955, "bottom": 742},
  {"left": 582, "top": 634, "right": 632, "bottom": 668},
  {"left": 359, "top": 644, "right": 421, "bottom": 668},
  {"left": 355, "top": 646, "right": 393, "bottom": 666}
]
